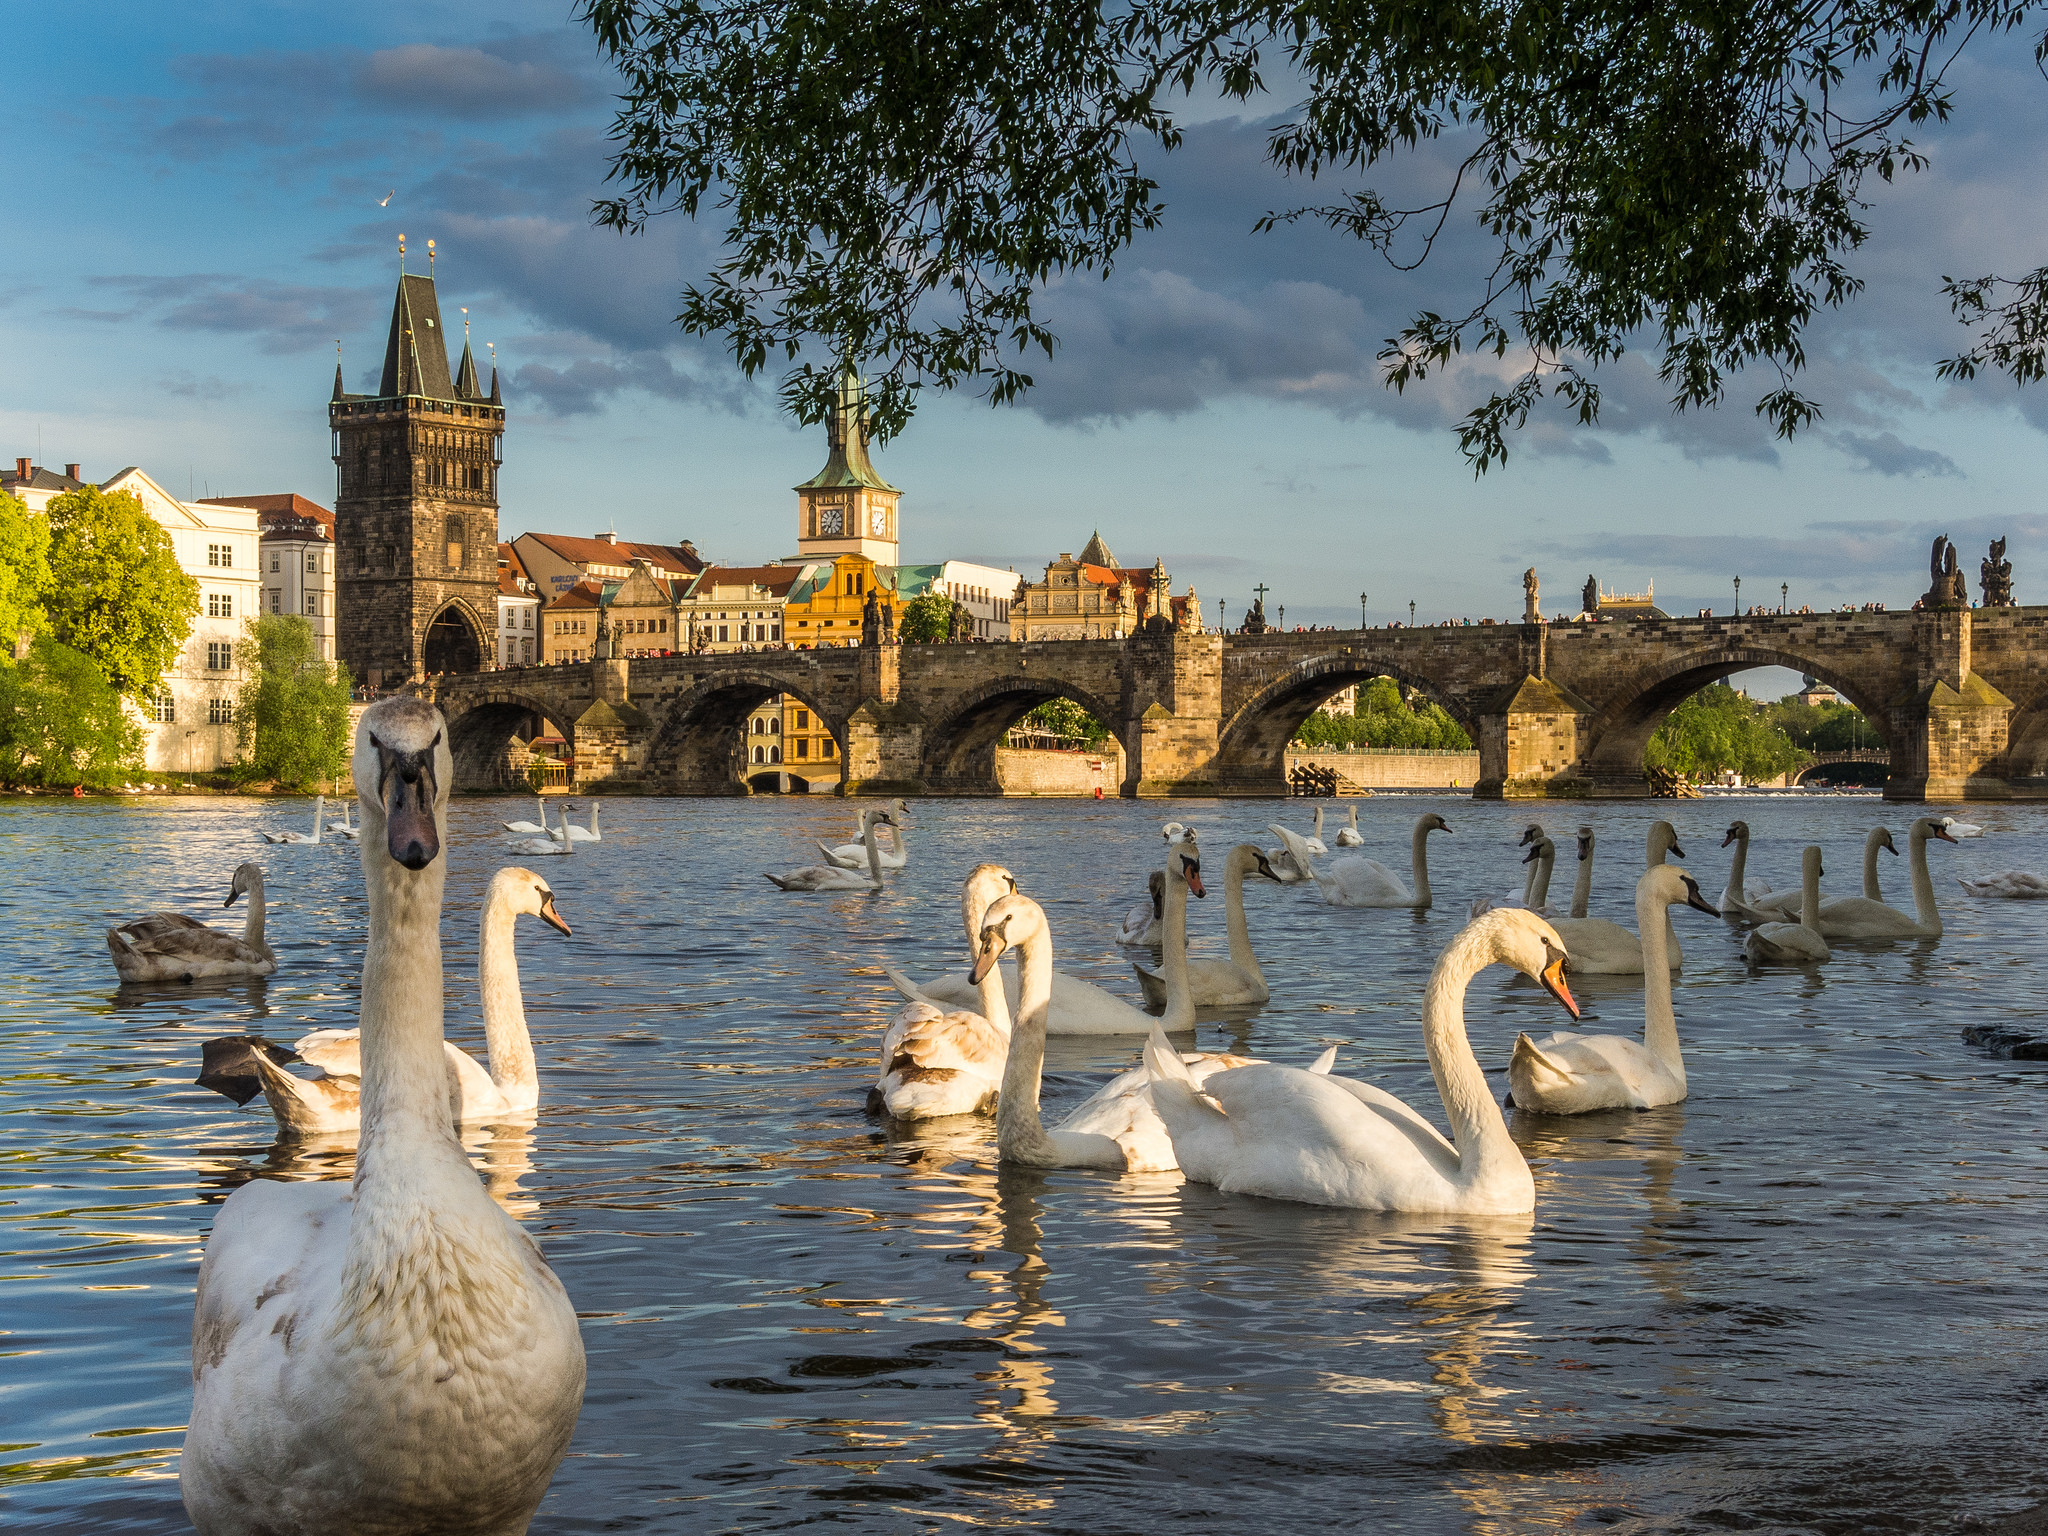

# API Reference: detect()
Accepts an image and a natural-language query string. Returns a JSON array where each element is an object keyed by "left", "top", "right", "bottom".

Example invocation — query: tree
[
  {"left": 43, "top": 486, "right": 198, "bottom": 696},
  {"left": 585, "top": 0, "right": 2041, "bottom": 468},
  {"left": 899, "top": 590, "right": 956, "bottom": 643},
  {"left": 1647, "top": 684, "right": 1805, "bottom": 782},
  {"left": 0, "top": 490, "right": 50, "bottom": 649},
  {"left": 235, "top": 615, "right": 353, "bottom": 788},
  {"left": 1018, "top": 697, "right": 1109, "bottom": 744},
  {"left": 1291, "top": 677, "right": 1472, "bottom": 749},
  {"left": 0, "top": 638, "right": 143, "bottom": 787},
  {"left": 1766, "top": 696, "right": 1874, "bottom": 753}
]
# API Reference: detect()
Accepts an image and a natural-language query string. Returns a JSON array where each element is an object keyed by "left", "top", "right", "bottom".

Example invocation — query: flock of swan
[{"left": 87, "top": 690, "right": 2035, "bottom": 1534}]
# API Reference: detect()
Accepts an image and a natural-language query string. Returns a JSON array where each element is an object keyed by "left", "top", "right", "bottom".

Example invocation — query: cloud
[
  {"left": 86, "top": 274, "right": 379, "bottom": 354},
  {"left": 512, "top": 351, "right": 746, "bottom": 416},
  {"left": 158, "top": 371, "right": 244, "bottom": 401},
  {"left": 1824, "top": 430, "right": 1963, "bottom": 478},
  {"left": 166, "top": 38, "right": 593, "bottom": 126},
  {"left": 1537, "top": 514, "right": 2048, "bottom": 584}
]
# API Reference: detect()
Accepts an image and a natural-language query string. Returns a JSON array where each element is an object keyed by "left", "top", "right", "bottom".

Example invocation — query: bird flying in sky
[{"left": 378, "top": 190, "right": 395, "bottom": 207}]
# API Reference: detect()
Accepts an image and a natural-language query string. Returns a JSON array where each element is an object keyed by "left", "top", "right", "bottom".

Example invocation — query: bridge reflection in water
[{"left": 421, "top": 606, "right": 2048, "bottom": 802}]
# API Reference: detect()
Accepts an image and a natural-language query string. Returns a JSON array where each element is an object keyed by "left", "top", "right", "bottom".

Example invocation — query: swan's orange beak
[
  {"left": 1540, "top": 953, "right": 1579, "bottom": 1019},
  {"left": 1183, "top": 858, "right": 1206, "bottom": 899},
  {"left": 539, "top": 890, "right": 571, "bottom": 937},
  {"left": 1933, "top": 824, "right": 1959, "bottom": 843}
]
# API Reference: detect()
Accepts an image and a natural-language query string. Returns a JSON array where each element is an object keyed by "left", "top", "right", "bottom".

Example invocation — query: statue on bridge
[
  {"left": 1239, "top": 584, "right": 1270, "bottom": 635},
  {"left": 1982, "top": 538, "right": 2014, "bottom": 607},
  {"left": 860, "top": 588, "right": 881, "bottom": 647},
  {"left": 1523, "top": 567, "right": 1540, "bottom": 623},
  {"left": 593, "top": 612, "right": 613, "bottom": 661},
  {"left": 1581, "top": 574, "right": 1600, "bottom": 615},
  {"left": 1926, "top": 536, "right": 1971, "bottom": 609}
]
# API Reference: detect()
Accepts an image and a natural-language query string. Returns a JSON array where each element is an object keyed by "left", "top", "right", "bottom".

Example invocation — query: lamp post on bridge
[
  {"left": 1781, "top": 581, "right": 1788, "bottom": 615},
  {"left": 1733, "top": 576, "right": 1741, "bottom": 617},
  {"left": 1216, "top": 596, "right": 1226, "bottom": 632},
  {"left": 1278, "top": 604, "right": 1285, "bottom": 630},
  {"left": 1409, "top": 600, "right": 1416, "bottom": 627},
  {"left": 1360, "top": 591, "right": 1369, "bottom": 629}
]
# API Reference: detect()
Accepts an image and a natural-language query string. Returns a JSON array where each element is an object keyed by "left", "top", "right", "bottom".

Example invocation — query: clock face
[
  {"left": 870, "top": 506, "right": 888, "bottom": 536},
  {"left": 818, "top": 506, "right": 844, "bottom": 535}
]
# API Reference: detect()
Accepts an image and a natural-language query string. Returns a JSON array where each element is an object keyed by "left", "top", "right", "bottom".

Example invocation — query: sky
[{"left": 6, "top": 1, "right": 2048, "bottom": 702}]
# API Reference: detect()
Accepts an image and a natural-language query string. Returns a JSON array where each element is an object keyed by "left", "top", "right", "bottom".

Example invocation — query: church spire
[
  {"left": 332, "top": 362, "right": 346, "bottom": 401},
  {"left": 489, "top": 365, "right": 501, "bottom": 406},
  {"left": 454, "top": 338, "right": 480, "bottom": 399},
  {"left": 794, "top": 367, "right": 898, "bottom": 492},
  {"left": 377, "top": 272, "right": 455, "bottom": 400}
]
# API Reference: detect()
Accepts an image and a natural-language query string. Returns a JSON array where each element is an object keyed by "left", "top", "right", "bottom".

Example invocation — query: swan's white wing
[
  {"left": 1327, "top": 856, "right": 1413, "bottom": 907},
  {"left": 1199, "top": 1064, "right": 1463, "bottom": 1195},
  {"left": 1743, "top": 875, "right": 1774, "bottom": 903},
  {"left": 293, "top": 1028, "right": 362, "bottom": 1079},
  {"left": 1114, "top": 899, "right": 1158, "bottom": 947}
]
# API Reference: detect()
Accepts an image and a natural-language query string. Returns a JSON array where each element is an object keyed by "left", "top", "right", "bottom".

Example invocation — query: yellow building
[{"left": 782, "top": 552, "right": 902, "bottom": 649}]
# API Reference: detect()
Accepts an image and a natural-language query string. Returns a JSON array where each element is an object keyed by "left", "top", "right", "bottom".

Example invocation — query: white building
[
  {"left": 497, "top": 543, "right": 541, "bottom": 667},
  {"left": 202, "top": 495, "right": 336, "bottom": 661},
  {"left": 891, "top": 558, "right": 1025, "bottom": 639}
]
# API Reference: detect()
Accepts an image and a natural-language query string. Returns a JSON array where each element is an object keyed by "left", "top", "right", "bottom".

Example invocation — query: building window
[
  {"left": 206, "top": 641, "right": 231, "bottom": 671},
  {"left": 207, "top": 592, "right": 233, "bottom": 619},
  {"left": 208, "top": 697, "right": 233, "bottom": 724},
  {"left": 523, "top": 610, "right": 532, "bottom": 628},
  {"left": 769, "top": 745, "right": 780, "bottom": 763},
  {"left": 305, "top": 593, "right": 317, "bottom": 616},
  {"left": 270, "top": 553, "right": 280, "bottom": 573},
  {"left": 795, "top": 738, "right": 808, "bottom": 759},
  {"left": 753, "top": 745, "right": 764, "bottom": 763},
  {"left": 152, "top": 692, "right": 175, "bottom": 723},
  {"left": 207, "top": 543, "right": 228, "bottom": 567},
  {"left": 824, "top": 738, "right": 835, "bottom": 757},
  {"left": 307, "top": 552, "right": 318, "bottom": 574},
  {"left": 769, "top": 718, "right": 780, "bottom": 734},
  {"left": 718, "top": 624, "right": 729, "bottom": 643},
  {"left": 753, "top": 718, "right": 765, "bottom": 734},
  {"left": 270, "top": 590, "right": 281, "bottom": 614},
  {"left": 446, "top": 517, "right": 464, "bottom": 570},
  {"left": 796, "top": 709, "right": 809, "bottom": 729}
]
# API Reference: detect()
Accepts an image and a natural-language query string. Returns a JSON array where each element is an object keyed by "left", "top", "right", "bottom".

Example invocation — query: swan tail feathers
[
  {"left": 1143, "top": 1023, "right": 1197, "bottom": 1090},
  {"left": 1510, "top": 1032, "right": 1574, "bottom": 1086},
  {"left": 1268, "top": 825, "right": 1318, "bottom": 867},
  {"left": 764, "top": 874, "right": 796, "bottom": 890},
  {"left": 1307, "top": 1045, "right": 1339, "bottom": 1075},
  {"left": 883, "top": 967, "right": 932, "bottom": 1003}
]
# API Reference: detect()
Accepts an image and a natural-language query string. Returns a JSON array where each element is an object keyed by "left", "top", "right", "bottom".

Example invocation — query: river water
[{"left": 3, "top": 792, "right": 2045, "bottom": 1534}]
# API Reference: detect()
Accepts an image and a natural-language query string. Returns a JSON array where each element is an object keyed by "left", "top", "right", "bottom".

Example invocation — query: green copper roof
[{"left": 794, "top": 371, "right": 899, "bottom": 492}]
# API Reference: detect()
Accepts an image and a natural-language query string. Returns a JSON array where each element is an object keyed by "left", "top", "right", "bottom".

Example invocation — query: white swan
[
  {"left": 182, "top": 699, "right": 584, "bottom": 1535},
  {"left": 560, "top": 800, "right": 602, "bottom": 842},
  {"left": 870, "top": 868, "right": 1017, "bottom": 1121},
  {"left": 195, "top": 866, "right": 574, "bottom": 1136},
  {"left": 324, "top": 798, "right": 358, "bottom": 838},
  {"left": 1114, "top": 870, "right": 1164, "bottom": 949},
  {"left": 1304, "top": 805, "right": 1330, "bottom": 855},
  {"left": 1272, "top": 812, "right": 1450, "bottom": 909},
  {"left": 892, "top": 839, "right": 1203, "bottom": 1035},
  {"left": 502, "top": 795, "right": 550, "bottom": 834},
  {"left": 1959, "top": 869, "right": 2048, "bottom": 898},
  {"left": 258, "top": 794, "right": 324, "bottom": 845},
  {"left": 1473, "top": 833, "right": 1558, "bottom": 918},
  {"left": 971, "top": 887, "right": 1311, "bottom": 1171},
  {"left": 1508, "top": 866, "right": 1719, "bottom": 1114},
  {"left": 819, "top": 799, "right": 911, "bottom": 868},
  {"left": 1333, "top": 804, "right": 1365, "bottom": 847},
  {"left": 507, "top": 802, "right": 574, "bottom": 857},
  {"left": 1942, "top": 816, "right": 1984, "bottom": 838},
  {"left": 768, "top": 808, "right": 893, "bottom": 890},
  {"left": 108, "top": 863, "right": 276, "bottom": 982},
  {"left": 1141, "top": 908, "right": 1581, "bottom": 1212},
  {"left": 1716, "top": 820, "right": 1780, "bottom": 921},
  {"left": 1811, "top": 817, "right": 1954, "bottom": 939},
  {"left": 1133, "top": 842, "right": 1281, "bottom": 1008},
  {"left": 1547, "top": 822, "right": 1685, "bottom": 975},
  {"left": 1745, "top": 846, "right": 1833, "bottom": 963}
]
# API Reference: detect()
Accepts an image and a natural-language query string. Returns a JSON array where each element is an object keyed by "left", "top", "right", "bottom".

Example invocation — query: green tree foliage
[
  {"left": 235, "top": 616, "right": 353, "bottom": 788},
  {"left": 1647, "top": 684, "right": 1805, "bottom": 782},
  {"left": 1292, "top": 677, "right": 1473, "bottom": 749},
  {"left": 584, "top": 0, "right": 2036, "bottom": 467},
  {"left": 43, "top": 487, "right": 199, "bottom": 697},
  {"left": 1018, "top": 697, "right": 1109, "bottom": 745},
  {"left": 0, "top": 637, "right": 143, "bottom": 787},
  {"left": 0, "top": 490, "right": 50, "bottom": 647},
  {"left": 898, "top": 590, "right": 956, "bottom": 643},
  {"left": 1765, "top": 697, "right": 1875, "bottom": 753}
]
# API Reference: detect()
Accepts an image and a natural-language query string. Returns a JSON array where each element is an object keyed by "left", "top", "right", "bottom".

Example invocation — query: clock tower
[{"left": 793, "top": 371, "right": 899, "bottom": 566}]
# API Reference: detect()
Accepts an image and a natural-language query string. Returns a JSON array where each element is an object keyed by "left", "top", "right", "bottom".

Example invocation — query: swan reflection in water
[{"left": 192, "top": 1118, "right": 544, "bottom": 1219}]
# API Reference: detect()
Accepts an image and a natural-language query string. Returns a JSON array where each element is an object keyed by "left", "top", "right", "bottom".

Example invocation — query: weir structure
[{"left": 418, "top": 604, "right": 2047, "bottom": 802}]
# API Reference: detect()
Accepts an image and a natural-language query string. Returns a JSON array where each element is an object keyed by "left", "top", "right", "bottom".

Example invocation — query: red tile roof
[
  {"left": 521, "top": 531, "right": 704, "bottom": 576},
  {"left": 683, "top": 563, "right": 805, "bottom": 598}
]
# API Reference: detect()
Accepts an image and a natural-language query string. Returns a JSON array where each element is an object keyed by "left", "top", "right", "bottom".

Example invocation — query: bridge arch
[
  {"left": 423, "top": 598, "right": 489, "bottom": 676},
  {"left": 920, "top": 673, "right": 1130, "bottom": 796},
  {"left": 1214, "top": 651, "right": 1474, "bottom": 796},
  {"left": 1578, "top": 645, "right": 1890, "bottom": 792},
  {"left": 1790, "top": 750, "right": 1890, "bottom": 786},
  {"left": 643, "top": 669, "right": 848, "bottom": 795},
  {"left": 442, "top": 686, "right": 581, "bottom": 792}
]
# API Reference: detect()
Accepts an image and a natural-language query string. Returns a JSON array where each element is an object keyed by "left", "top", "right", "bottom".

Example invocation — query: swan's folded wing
[
  {"left": 1201, "top": 1064, "right": 1458, "bottom": 1177},
  {"left": 1332, "top": 857, "right": 1409, "bottom": 906},
  {"left": 881, "top": 1000, "right": 1005, "bottom": 1076},
  {"left": 1314, "top": 1073, "right": 1457, "bottom": 1162},
  {"left": 294, "top": 1028, "right": 363, "bottom": 1080},
  {"left": 114, "top": 913, "right": 248, "bottom": 962}
]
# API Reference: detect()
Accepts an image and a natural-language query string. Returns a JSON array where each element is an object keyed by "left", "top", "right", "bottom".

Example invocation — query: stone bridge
[
  {"left": 1791, "top": 748, "right": 1891, "bottom": 784},
  {"left": 417, "top": 605, "right": 2048, "bottom": 801}
]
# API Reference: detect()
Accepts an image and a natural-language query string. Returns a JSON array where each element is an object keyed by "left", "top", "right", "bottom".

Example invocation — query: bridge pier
[{"left": 1471, "top": 675, "right": 1596, "bottom": 799}]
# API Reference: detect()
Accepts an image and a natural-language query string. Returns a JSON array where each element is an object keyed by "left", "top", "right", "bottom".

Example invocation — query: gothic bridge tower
[{"left": 329, "top": 266, "right": 504, "bottom": 686}]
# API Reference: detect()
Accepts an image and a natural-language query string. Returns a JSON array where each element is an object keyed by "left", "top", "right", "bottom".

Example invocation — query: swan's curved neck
[
  {"left": 1724, "top": 831, "right": 1746, "bottom": 907},
  {"left": 1158, "top": 864, "right": 1196, "bottom": 1029},
  {"left": 1223, "top": 850, "right": 1264, "bottom": 988},
  {"left": 1526, "top": 845, "right": 1554, "bottom": 909},
  {"left": 1801, "top": 853, "right": 1822, "bottom": 930},
  {"left": 863, "top": 815, "right": 884, "bottom": 887},
  {"left": 1419, "top": 929, "right": 1519, "bottom": 1178},
  {"left": 310, "top": 796, "right": 324, "bottom": 843},
  {"left": 480, "top": 895, "right": 538, "bottom": 1104},
  {"left": 1861, "top": 828, "right": 1884, "bottom": 900},
  {"left": 995, "top": 924, "right": 1056, "bottom": 1161},
  {"left": 242, "top": 873, "right": 267, "bottom": 950},
  {"left": 1571, "top": 840, "right": 1592, "bottom": 919},
  {"left": 1636, "top": 882, "right": 1683, "bottom": 1075},
  {"left": 1907, "top": 828, "right": 1942, "bottom": 933},
  {"left": 1411, "top": 820, "right": 1434, "bottom": 908}
]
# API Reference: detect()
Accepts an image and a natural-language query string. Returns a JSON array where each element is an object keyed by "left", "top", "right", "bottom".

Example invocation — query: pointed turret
[
  {"left": 1078, "top": 530, "right": 1118, "bottom": 569},
  {"left": 794, "top": 368, "right": 899, "bottom": 492},
  {"left": 488, "top": 366, "right": 501, "bottom": 406},
  {"left": 378, "top": 273, "right": 456, "bottom": 400},
  {"left": 454, "top": 338, "right": 480, "bottom": 400},
  {"left": 332, "top": 363, "right": 346, "bottom": 401}
]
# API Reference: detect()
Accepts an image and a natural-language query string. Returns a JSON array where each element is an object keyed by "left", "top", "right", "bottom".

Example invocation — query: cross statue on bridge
[{"left": 1252, "top": 583, "right": 1270, "bottom": 605}]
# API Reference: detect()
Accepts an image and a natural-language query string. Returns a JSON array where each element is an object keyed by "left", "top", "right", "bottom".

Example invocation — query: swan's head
[
  {"left": 224, "top": 862, "right": 263, "bottom": 906},
  {"left": 1167, "top": 839, "right": 1206, "bottom": 898},
  {"left": 971, "top": 892, "right": 1047, "bottom": 982},
  {"left": 1160, "top": 821, "right": 1189, "bottom": 844},
  {"left": 494, "top": 867, "right": 572, "bottom": 935},
  {"left": 1518, "top": 823, "right": 1544, "bottom": 847},
  {"left": 961, "top": 864, "right": 1017, "bottom": 935},
  {"left": 1878, "top": 827, "right": 1900, "bottom": 855},
  {"left": 1522, "top": 837, "right": 1553, "bottom": 865},
  {"left": 355, "top": 697, "right": 449, "bottom": 871},
  {"left": 1423, "top": 814, "right": 1452, "bottom": 835},
  {"left": 1577, "top": 825, "right": 1594, "bottom": 860},
  {"left": 1650, "top": 820, "right": 1684, "bottom": 861},
  {"left": 1721, "top": 820, "right": 1748, "bottom": 848},
  {"left": 1235, "top": 844, "right": 1282, "bottom": 883},
  {"left": 1475, "top": 908, "right": 1578, "bottom": 1019},
  {"left": 1917, "top": 817, "right": 1959, "bottom": 844},
  {"left": 1642, "top": 863, "right": 1719, "bottom": 917}
]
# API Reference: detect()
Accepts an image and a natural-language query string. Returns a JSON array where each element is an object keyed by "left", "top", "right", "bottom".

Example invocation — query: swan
[
  {"left": 324, "top": 799, "right": 358, "bottom": 838},
  {"left": 1959, "top": 869, "right": 2048, "bottom": 898},
  {"left": 1547, "top": 822, "right": 1686, "bottom": 975},
  {"left": 107, "top": 863, "right": 276, "bottom": 982},
  {"left": 767, "top": 808, "right": 893, "bottom": 890},
  {"left": 1114, "top": 871, "right": 1164, "bottom": 949},
  {"left": 1133, "top": 842, "right": 1282, "bottom": 1008},
  {"left": 1304, "top": 805, "right": 1330, "bottom": 855},
  {"left": 819, "top": 799, "right": 911, "bottom": 868},
  {"left": 181, "top": 698, "right": 584, "bottom": 1536},
  {"left": 1472, "top": 834, "right": 1557, "bottom": 918},
  {"left": 1334, "top": 805, "right": 1365, "bottom": 847},
  {"left": 1508, "top": 866, "right": 1719, "bottom": 1114},
  {"left": 258, "top": 794, "right": 324, "bottom": 845},
  {"left": 502, "top": 795, "right": 550, "bottom": 835},
  {"left": 1140, "top": 908, "right": 1581, "bottom": 1212},
  {"left": 1811, "top": 817, "right": 1954, "bottom": 939},
  {"left": 507, "top": 802, "right": 574, "bottom": 858},
  {"left": 1272, "top": 812, "right": 1450, "bottom": 909},
  {"left": 869, "top": 867, "right": 1016, "bottom": 1120},
  {"left": 1745, "top": 846, "right": 1833, "bottom": 963},
  {"left": 1942, "top": 816, "right": 1985, "bottom": 838},
  {"left": 1716, "top": 820, "right": 1780, "bottom": 921},
  {"left": 891, "top": 839, "right": 1203, "bottom": 1035},
  {"left": 195, "top": 866, "right": 574, "bottom": 1135},
  {"left": 560, "top": 801, "right": 601, "bottom": 842}
]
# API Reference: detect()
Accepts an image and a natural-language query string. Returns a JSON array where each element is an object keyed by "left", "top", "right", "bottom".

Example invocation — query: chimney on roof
[
  {"left": 64, "top": 463, "right": 80, "bottom": 482},
  {"left": 14, "top": 458, "right": 28, "bottom": 480},
  {"left": 596, "top": 531, "right": 617, "bottom": 544}
]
